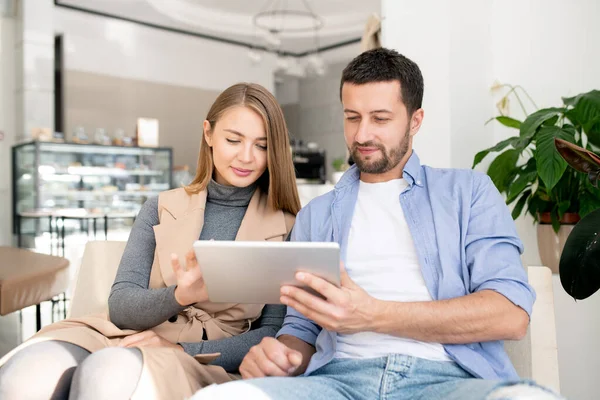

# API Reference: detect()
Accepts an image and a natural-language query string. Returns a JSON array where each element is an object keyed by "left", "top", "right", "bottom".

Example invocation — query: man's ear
[{"left": 409, "top": 109, "right": 424, "bottom": 137}]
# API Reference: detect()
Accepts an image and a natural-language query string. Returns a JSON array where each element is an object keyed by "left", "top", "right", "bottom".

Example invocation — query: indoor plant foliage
[
  {"left": 473, "top": 88, "right": 600, "bottom": 233},
  {"left": 331, "top": 156, "right": 349, "bottom": 184},
  {"left": 555, "top": 139, "right": 600, "bottom": 300}
]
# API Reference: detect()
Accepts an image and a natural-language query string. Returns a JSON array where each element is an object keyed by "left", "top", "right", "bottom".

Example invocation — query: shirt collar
[{"left": 335, "top": 150, "right": 423, "bottom": 189}]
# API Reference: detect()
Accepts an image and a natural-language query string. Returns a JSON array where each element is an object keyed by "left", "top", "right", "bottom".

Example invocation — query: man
[{"left": 193, "top": 48, "right": 561, "bottom": 400}]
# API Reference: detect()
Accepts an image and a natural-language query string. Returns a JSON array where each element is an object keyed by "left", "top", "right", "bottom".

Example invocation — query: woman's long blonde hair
[{"left": 185, "top": 83, "right": 301, "bottom": 215}]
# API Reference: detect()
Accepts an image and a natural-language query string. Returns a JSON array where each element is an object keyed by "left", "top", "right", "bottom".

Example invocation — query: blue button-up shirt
[{"left": 277, "top": 151, "right": 535, "bottom": 380}]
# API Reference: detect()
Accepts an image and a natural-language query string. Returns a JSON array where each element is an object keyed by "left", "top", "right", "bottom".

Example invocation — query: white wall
[
  {"left": 0, "top": 15, "right": 16, "bottom": 247},
  {"left": 491, "top": 0, "right": 600, "bottom": 112},
  {"left": 275, "top": 77, "right": 300, "bottom": 106},
  {"left": 381, "top": 0, "right": 453, "bottom": 168},
  {"left": 381, "top": 0, "right": 496, "bottom": 171},
  {"left": 0, "top": 12, "right": 25, "bottom": 355},
  {"left": 54, "top": 7, "right": 278, "bottom": 93},
  {"left": 1, "top": 0, "right": 55, "bottom": 246},
  {"left": 383, "top": 1, "right": 600, "bottom": 399}
]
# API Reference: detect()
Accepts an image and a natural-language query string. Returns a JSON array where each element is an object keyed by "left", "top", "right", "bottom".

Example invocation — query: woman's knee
[
  {"left": 69, "top": 347, "right": 142, "bottom": 399},
  {"left": 0, "top": 341, "right": 89, "bottom": 399}
]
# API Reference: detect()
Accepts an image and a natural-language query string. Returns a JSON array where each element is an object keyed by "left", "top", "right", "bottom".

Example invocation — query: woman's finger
[
  {"left": 185, "top": 250, "right": 197, "bottom": 270},
  {"left": 171, "top": 253, "right": 183, "bottom": 275}
]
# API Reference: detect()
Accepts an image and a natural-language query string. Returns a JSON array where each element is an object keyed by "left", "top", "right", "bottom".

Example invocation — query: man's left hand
[{"left": 280, "top": 264, "right": 377, "bottom": 334}]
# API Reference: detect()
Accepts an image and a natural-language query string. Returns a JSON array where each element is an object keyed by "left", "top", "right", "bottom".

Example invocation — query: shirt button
[{"left": 416, "top": 180, "right": 422, "bottom": 185}]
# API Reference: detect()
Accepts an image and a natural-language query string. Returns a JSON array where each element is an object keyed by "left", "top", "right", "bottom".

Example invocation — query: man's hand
[
  {"left": 239, "top": 337, "right": 303, "bottom": 379},
  {"left": 172, "top": 250, "right": 209, "bottom": 306},
  {"left": 280, "top": 264, "right": 377, "bottom": 334},
  {"left": 118, "top": 331, "right": 184, "bottom": 351}
]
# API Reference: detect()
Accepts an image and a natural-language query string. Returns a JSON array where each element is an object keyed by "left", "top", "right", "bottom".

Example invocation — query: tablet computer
[{"left": 193, "top": 240, "right": 340, "bottom": 304}]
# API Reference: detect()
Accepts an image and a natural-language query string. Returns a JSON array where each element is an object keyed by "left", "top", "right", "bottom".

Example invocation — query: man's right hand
[{"left": 239, "top": 337, "right": 303, "bottom": 379}]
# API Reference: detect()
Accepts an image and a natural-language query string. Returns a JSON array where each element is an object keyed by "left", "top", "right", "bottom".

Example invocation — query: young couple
[{"left": 0, "top": 48, "right": 562, "bottom": 400}]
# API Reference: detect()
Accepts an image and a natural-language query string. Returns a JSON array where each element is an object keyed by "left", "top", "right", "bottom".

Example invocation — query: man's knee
[
  {"left": 487, "top": 382, "right": 563, "bottom": 400},
  {"left": 192, "top": 381, "right": 276, "bottom": 400}
]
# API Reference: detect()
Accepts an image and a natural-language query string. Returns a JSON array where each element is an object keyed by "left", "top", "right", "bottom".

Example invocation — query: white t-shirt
[{"left": 335, "top": 178, "right": 451, "bottom": 361}]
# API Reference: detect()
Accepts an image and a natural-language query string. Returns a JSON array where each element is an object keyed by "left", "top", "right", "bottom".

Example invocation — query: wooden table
[{"left": 0, "top": 247, "right": 70, "bottom": 331}]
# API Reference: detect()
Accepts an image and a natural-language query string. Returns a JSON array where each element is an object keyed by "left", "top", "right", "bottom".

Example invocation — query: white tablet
[{"left": 193, "top": 240, "right": 340, "bottom": 304}]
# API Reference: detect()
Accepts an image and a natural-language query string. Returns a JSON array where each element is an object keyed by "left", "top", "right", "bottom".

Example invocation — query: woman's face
[{"left": 204, "top": 106, "right": 268, "bottom": 187}]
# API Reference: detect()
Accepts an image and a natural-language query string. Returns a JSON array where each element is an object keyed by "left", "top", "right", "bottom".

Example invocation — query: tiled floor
[{"left": 0, "top": 228, "right": 132, "bottom": 358}]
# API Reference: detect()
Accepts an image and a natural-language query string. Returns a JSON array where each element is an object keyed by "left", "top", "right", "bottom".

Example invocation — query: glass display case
[{"left": 12, "top": 141, "right": 173, "bottom": 234}]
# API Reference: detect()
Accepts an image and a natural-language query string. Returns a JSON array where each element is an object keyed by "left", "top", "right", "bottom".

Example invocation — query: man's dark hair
[{"left": 340, "top": 48, "right": 424, "bottom": 115}]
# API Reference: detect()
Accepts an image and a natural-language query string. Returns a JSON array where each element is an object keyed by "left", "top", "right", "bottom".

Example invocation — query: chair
[
  {"left": 504, "top": 266, "right": 560, "bottom": 393},
  {"left": 68, "top": 242, "right": 560, "bottom": 392},
  {"left": 68, "top": 241, "right": 127, "bottom": 318}
]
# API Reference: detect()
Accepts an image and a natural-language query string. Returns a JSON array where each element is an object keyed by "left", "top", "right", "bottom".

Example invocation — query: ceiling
[{"left": 55, "top": 0, "right": 381, "bottom": 56}]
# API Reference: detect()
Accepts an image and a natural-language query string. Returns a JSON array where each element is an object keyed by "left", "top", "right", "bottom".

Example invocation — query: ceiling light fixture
[{"left": 251, "top": 0, "right": 326, "bottom": 76}]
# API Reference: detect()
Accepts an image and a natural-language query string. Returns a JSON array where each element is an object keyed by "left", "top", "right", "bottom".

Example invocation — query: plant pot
[
  {"left": 536, "top": 212, "right": 580, "bottom": 274},
  {"left": 332, "top": 171, "right": 345, "bottom": 184}
]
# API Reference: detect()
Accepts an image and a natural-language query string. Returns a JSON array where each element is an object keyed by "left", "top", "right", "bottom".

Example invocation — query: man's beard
[{"left": 350, "top": 126, "right": 410, "bottom": 174}]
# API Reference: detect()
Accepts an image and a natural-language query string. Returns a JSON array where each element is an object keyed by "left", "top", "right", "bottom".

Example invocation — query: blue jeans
[{"left": 192, "top": 355, "right": 563, "bottom": 400}]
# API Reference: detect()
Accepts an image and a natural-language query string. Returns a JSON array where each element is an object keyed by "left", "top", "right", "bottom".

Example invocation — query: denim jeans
[{"left": 191, "top": 355, "right": 563, "bottom": 400}]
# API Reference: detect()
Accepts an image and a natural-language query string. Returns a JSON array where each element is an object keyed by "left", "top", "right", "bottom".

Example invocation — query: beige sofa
[{"left": 68, "top": 241, "right": 560, "bottom": 393}]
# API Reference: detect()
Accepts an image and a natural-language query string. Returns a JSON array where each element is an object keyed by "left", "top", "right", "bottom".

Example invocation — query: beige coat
[{"left": 0, "top": 187, "right": 295, "bottom": 399}]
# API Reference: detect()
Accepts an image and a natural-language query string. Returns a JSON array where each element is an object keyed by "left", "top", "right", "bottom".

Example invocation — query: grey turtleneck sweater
[{"left": 108, "top": 180, "right": 287, "bottom": 372}]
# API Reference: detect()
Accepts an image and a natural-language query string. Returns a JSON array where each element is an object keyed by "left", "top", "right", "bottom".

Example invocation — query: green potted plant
[
  {"left": 473, "top": 87, "right": 600, "bottom": 273},
  {"left": 555, "top": 138, "right": 600, "bottom": 300},
  {"left": 331, "top": 156, "right": 349, "bottom": 184}
]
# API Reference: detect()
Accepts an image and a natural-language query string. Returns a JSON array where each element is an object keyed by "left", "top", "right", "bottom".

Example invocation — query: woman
[{"left": 0, "top": 83, "right": 301, "bottom": 400}]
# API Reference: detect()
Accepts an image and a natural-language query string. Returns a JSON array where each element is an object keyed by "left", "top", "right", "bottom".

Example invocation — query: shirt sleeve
[{"left": 465, "top": 174, "right": 536, "bottom": 316}]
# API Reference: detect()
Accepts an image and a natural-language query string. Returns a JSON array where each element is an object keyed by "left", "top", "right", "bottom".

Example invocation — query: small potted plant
[
  {"left": 473, "top": 86, "right": 600, "bottom": 273},
  {"left": 331, "top": 157, "right": 349, "bottom": 184}
]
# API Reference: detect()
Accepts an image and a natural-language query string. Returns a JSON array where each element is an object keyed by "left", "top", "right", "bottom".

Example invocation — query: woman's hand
[
  {"left": 172, "top": 250, "right": 209, "bottom": 306},
  {"left": 119, "top": 331, "right": 184, "bottom": 351}
]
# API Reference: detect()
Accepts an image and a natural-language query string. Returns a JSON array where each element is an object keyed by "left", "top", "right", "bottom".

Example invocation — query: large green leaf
[
  {"left": 495, "top": 116, "right": 522, "bottom": 129},
  {"left": 564, "top": 108, "right": 581, "bottom": 127},
  {"left": 543, "top": 115, "right": 560, "bottom": 127},
  {"left": 579, "top": 189, "right": 600, "bottom": 217},
  {"left": 511, "top": 190, "right": 531, "bottom": 219},
  {"left": 563, "top": 90, "right": 600, "bottom": 108},
  {"left": 584, "top": 116, "right": 600, "bottom": 148},
  {"left": 487, "top": 149, "right": 520, "bottom": 193},
  {"left": 523, "top": 156, "right": 537, "bottom": 172},
  {"left": 536, "top": 126, "right": 576, "bottom": 190},
  {"left": 520, "top": 107, "right": 564, "bottom": 140},
  {"left": 507, "top": 171, "right": 537, "bottom": 203},
  {"left": 472, "top": 136, "right": 521, "bottom": 168},
  {"left": 568, "top": 90, "right": 600, "bottom": 147},
  {"left": 562, "top": 94, "right": 578, "bottom": 107}
]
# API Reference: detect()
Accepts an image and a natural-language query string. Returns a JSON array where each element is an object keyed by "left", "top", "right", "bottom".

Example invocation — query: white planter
[{"left": 537, "top": 224, "right": 576, "bottom": 274}]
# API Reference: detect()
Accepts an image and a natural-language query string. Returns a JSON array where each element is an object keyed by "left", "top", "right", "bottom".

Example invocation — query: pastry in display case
[{"left": 12, "top": 141, "right": 173, "bottom": 235}]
